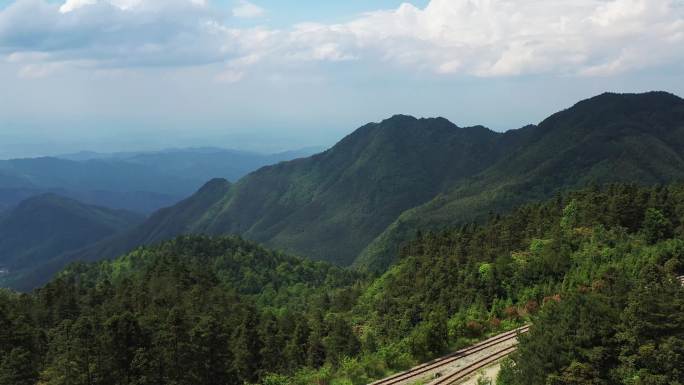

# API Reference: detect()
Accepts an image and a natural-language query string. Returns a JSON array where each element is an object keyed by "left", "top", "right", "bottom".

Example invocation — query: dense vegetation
[
  {"left": 502, "top": 266, "right": 684, "bottom": 385},
  {"left": 2, "top": 184, "right": 683, "bottom": 385},
  {"left": 0, "top": 236, "right": 364, "bottom": 385},
  {"left": 38, "top": 91, "right": 684, "bottom": 295}
]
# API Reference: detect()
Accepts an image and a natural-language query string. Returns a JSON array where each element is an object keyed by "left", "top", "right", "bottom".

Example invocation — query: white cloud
[
  {"left": 330, "top": 0, "right": 684, "bottom": 77},
  {"left": 0, "top": 0, "right": 682, "bottom": 80},
  {"left": 59, "top": 0, "right": 97, "bottom": 13},
  {"left": 232, "top": 0, "right": 264, "bottom": 19}
]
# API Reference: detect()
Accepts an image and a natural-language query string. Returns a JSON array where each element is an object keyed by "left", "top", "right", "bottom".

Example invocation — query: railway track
[
  {"left": 370, "top": 325, "right": 529, "bottom": 385},
  {"left": 429, "top": 344, "right": 517, "bottom": 385}
]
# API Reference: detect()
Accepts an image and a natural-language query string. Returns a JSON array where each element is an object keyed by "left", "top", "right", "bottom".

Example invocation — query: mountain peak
[
  {"left": 538, "top": 91, "right": 684, "bottom": 130},
  {"left": 381, "top": 114, "right": 459, "bottom": 128},
  {"left": 383, "top": 114, "right": 418, "bottom": 123},
  {"left": 572, "top": 91, "right": 683, "bottom": 111}
]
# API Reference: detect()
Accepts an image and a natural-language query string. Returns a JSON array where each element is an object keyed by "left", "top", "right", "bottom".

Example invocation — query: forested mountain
[
  {"left": 0, "top": 194, "right": 143, "bottom": 288},
  {"left": 188, "top": 116, "right": 515, "bottom": 265},
  {"left": 358, "top": 91, "right": 684, "bottom": 270},
  {"left": 2, "top": 184, "right": 682, "bottom": 385},
  {"left": 0, "top": 147, "right": 316, "bottom": 214},
  {"left": 41, "top": 92, "right": 684, "bottom": 282}
]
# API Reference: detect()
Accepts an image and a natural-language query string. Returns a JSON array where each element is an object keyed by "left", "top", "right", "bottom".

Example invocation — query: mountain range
[
  {"left": 0, "top": 147, "right": 318, "bottom": 214},
  {"left": 5, "top": 91, "right": 684, "bottom": 290}
]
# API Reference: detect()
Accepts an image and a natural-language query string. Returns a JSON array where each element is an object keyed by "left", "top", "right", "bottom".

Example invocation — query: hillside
[
  {"left": 2, "top": 185, "right": 682, "bottom": 385},
  {"left": 193, "top": 116, "right": 514, "bottom": 265},
  {"left": 1, "top": 235, "right": 364, "bottom": 385},
  {"left": 0, "top": 194, "right": 143, "bottom": 286}
]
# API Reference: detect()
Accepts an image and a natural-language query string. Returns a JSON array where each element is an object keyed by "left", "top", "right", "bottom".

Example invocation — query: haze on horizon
[{"left": 1, "top": 0, "right": 683, "bottom": 158}]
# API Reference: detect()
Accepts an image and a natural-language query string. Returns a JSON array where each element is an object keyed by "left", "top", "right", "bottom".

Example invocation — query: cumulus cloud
[
  {"left": 232, "top": 0, "right": 264, "bottom": 19},
  {"left": 0, "top": 0, "right": 237, "bottom": 69},
  {"left": 0, "top": 0, "right": 682, "bottom": 80},
  {"left": 335, "top": 0, "right": 684, "bottom": 76}
]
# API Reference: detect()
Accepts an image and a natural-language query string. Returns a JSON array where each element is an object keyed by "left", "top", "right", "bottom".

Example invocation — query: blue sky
[
  {"left": 0, "top": 0, "right": 430, "bottom": 22},
  {"left": 228, "top": 0, "right": 430, "bottom": 25},
  {"left": 0, "top": 0, "right": 683, "bottom": 158}
]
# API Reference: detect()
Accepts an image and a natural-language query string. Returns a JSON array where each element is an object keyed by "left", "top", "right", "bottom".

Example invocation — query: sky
[{"left": 0, "top": 0, "right": 683, "bottom": 158}]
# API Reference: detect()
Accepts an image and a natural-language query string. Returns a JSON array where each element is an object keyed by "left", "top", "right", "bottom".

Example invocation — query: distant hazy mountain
[
  {"left": 0, "top": 188, "right": 175, "bottom": 216},
  {"left": 0, "top": 194, "right": 143, "bottom": 287},
  {"left": 107, "top": 147, "right": 322, "bottom": 186},
  {"left": 9, "top": 91, "right": 684, "bottom": 290},
  {"left": 0, "top": 147, "right": 320, "bottom": 214}
]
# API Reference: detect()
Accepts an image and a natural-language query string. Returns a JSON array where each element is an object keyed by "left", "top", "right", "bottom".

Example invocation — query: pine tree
[
  {"left": 189, "top": 314, "right": 236, "bottom": 385},
  {"left": 0, "top": 348, "right": 36, "bottom": 385},
  {"left": 284, "top": 317, "right": 310, "bottom": 371},
  {"left": 258, "top": 314, "right": 284, "bottom": 374},
  {"left": 232, "top": 307, "right": 263, "bottom": 383}
]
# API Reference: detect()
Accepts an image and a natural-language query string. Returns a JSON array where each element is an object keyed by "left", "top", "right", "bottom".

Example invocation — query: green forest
[{"left": 2, "top": 184, "right": 684, "bottom": 385}]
